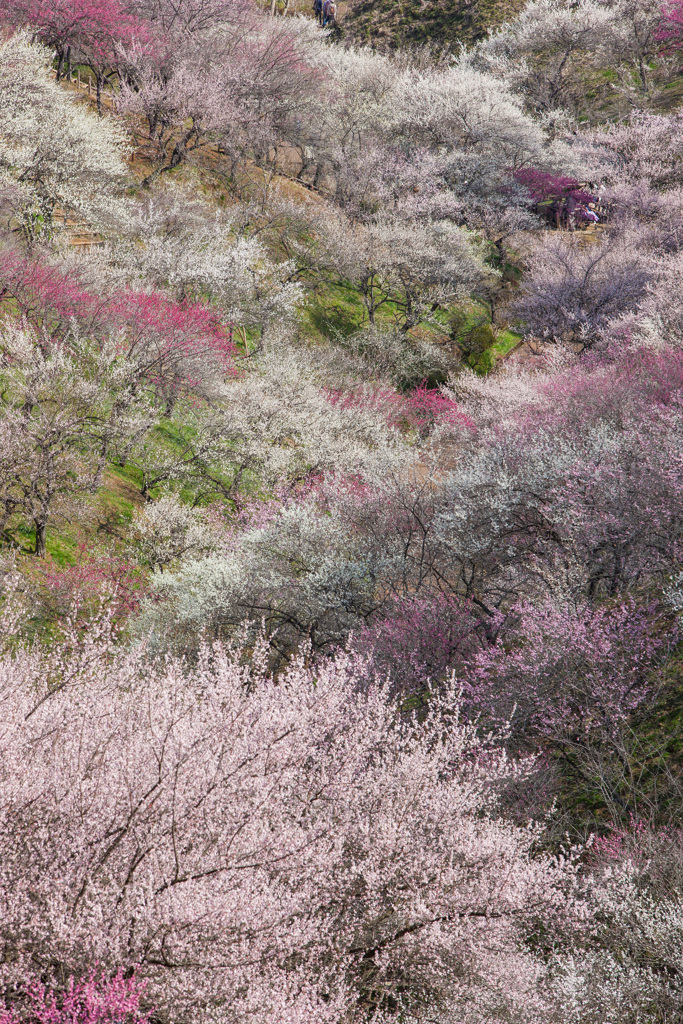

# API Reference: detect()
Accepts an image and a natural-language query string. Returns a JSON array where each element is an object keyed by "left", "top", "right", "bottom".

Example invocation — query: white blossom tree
[
  {"left": 0, "top": 320, "right": 150, "bottom": 556},
  {"left": 315, "top": 214, "right": 489, "bottom": 330},
  {"left": 0, "top": 33, "right": 130, "bottom": 242}
]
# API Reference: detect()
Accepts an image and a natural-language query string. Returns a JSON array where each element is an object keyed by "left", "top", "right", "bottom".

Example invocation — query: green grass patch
[
  {"left": 492, "top": 329, "right": 522, "bottom": 360},
  {"left": 306, "top": 281, "right": 366, "bottom": 339},
  {"left": 45, "top": 532, "right": 80, "bottom": 567}
]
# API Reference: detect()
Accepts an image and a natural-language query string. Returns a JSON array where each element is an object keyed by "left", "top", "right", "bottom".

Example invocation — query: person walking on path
[{"left": 313, "top": 0, "right": 323, "bottom": 23}]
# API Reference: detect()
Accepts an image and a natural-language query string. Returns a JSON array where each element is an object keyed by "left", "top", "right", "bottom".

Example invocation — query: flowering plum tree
[
  {"left": 135, "top": 493, "right": 385, "bottom": 656},
  {"left": 42, "top": 555, "right": 148, "bottom": 620},
  {"left": 658, "top": 0, "right": 683, "bottom": 48},
  {"left": 468, "top": 597, "right": 676, "bottom": 738},
  {"left": 107, "top": 289, "right": 236, "bottom": 411},
  {"left": 0, "top": 0, "right": 156, "bottom": 114},
  {"left": 0, "top": 971, "right": 150, "bottom": 1024},
  {"left": 0, "top": 319, "right": 154, "bottom": 556},
  {"left": 75, "top": 4, "right": 156, "bottom": 116},
  {"left": 117, "top": 19, "right": 316, "bottom": 180},
  {"left": 607, "top": 0, "right": 673, "bottom": 97},
  {"left": 0, "top": 322, "right": 109, "bottom": 556},
  {"left": 317, "top": 215, "right": 488, "bottom": 331},
  {"left": 130, "top": 494, "right": 215, "bottom": 569},
  {"left": 513, "top": 231, "right": 651, "bottom": 345},
  {"left": 513, "top": 167, "right": 596, "bottom": 226},
  {"left": 336, "top": 323, "right": 455, "bottom": 390},
  {"left": 0, "top": 249, "right": 104, "bottom": 340},
  {"left": 0, "top": 608, "right": 584, "bottom": 1023},
  {"left": 126, "top": 0, "right": 249, "bottom": 33},
  {"left": 355, "top": 592, "right": 486, "bottom": 694},
  {"left": 114, "top": 201, "right": 303, "bottom": 340},
  {"left": 582, "top": 108, "right": 683, "bottom": 190},
  {"left": 0, "top": 34, "right": 130, "bottom": 240},
  {"left": 475, "top": 0, "right": 669, "bottom": 113}
]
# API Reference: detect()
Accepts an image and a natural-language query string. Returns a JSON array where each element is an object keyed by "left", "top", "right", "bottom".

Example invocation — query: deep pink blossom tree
[
  {"left": 0, "top": 971, "right": 150, "bottom": 1024},
  {"left": 106, "top": 290, "right": 237, "bottom": 411},
  {"left": 0, "top": 250, "right": 103, "bottom": 340},
  {"left": 355, "top": 592, "right": 487, "bottom": 694},
  {"left": 467, "top": 598, "right": 677, "bottom": 741},
  {"left": 326, "top": 382, "right": 475, "bottom": 437},
  {"left": 513, "top": 167, "right": 596, "bottom": 228},
  {"left": 657, "top": 0, "right": 683, "bottom": 50}
]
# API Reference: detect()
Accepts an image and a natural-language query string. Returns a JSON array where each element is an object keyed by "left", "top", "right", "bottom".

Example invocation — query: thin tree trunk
[{"left": 34, "top": 520, "right": 47, "bottom": 558}]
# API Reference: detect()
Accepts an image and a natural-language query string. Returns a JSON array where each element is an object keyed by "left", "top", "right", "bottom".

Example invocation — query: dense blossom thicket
[{"left": 1, "top": 0, "right": 683, "bottom": 1021}]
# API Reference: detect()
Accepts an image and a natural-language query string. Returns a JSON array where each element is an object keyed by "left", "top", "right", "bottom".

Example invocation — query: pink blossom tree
[
  {"left": 467, "top": 598, "right": 677, "bottom": 744},
  {"left": 657, "top": 0, "right": 683, "bottom": 49},
  {"left": 0, "top": 252, "right": 237, "bottom": 408},
  {"left": 117, "top": 19, "right": 316, "bottom": 181},
  {"left": 0, "top": 971, "right": 150, "bottom": 1024},
  {"left": 581, "top": 108, "right": 683, "bottom": 191},
  {"left": 512, "top": 167, "right": 596, "bottom": 228},
  {"left": 0, "top": 0, "right": 156, "bottom": 113},
  {"left": 0, "top": 604, "right": 585, "bottom": 1024}
]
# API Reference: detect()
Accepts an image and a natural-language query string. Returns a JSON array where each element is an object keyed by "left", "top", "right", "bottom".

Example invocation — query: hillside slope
[{"left": 340, "top": 0, "right": 527, "bottom": 49}]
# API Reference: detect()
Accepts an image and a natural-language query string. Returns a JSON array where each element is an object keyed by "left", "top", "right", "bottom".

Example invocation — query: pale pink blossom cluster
[{"left": 0, "top": 613, "right": 581, "bottom": 1024}]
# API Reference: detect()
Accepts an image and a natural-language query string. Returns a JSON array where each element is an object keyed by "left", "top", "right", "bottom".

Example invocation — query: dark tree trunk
[{"left": 34, "top": 520, "right": 47, "bottom": 558}]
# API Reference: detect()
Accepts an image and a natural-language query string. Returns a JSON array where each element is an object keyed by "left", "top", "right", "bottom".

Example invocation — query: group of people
[
  {"left": 314, "top": 0, "right": 337, "bottom": 26},
  {"left": 536, "top": 196, "right": 602, "bottom": 231}
]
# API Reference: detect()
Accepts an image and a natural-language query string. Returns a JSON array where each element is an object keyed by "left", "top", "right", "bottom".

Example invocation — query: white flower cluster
[{"left": 0, "top": 34, "right": 130, "bottom": 236}]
